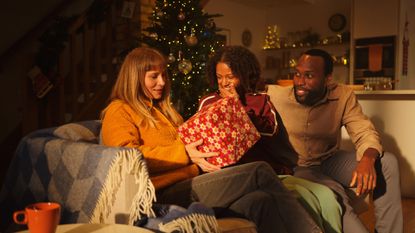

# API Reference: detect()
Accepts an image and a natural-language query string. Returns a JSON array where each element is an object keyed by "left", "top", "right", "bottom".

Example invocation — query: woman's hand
[
  {"left": 219, "top": 84, "right": 238, "bottom": 98},
  {"left": 185, "top": 139, "right": 221, "bottom": 172}
]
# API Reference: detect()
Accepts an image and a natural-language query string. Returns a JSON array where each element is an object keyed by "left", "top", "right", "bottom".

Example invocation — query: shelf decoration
[
  {"left": 263, "top": 25, "right": 280, "bottom": 49},
  {"left": 332, "top": 54, "right": 349, "bottom": 66},
  {"left": 262, "top": 25, "right": 350, "bottom": 51}
]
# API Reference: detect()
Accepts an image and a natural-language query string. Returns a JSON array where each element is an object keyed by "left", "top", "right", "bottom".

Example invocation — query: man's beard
[{"left": 294, "top": 85, "right": 326, "bottom": 106}]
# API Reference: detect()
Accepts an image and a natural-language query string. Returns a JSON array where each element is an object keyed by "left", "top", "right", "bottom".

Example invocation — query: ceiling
[{"left": 226, "top": 0, "right": 316, "bottom": 9}]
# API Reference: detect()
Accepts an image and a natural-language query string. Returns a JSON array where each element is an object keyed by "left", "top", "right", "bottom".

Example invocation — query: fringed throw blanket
[
  {"left": 0, "top": 121, "right": 155, "bottom": 232},
  {"left": 139, "top": 202, "right": 219, "bottom": 233}
]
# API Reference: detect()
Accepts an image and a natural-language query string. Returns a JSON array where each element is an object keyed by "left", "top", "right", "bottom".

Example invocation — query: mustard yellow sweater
[{"left": 101, "top": 100, "right": 199, "bottom": 190}]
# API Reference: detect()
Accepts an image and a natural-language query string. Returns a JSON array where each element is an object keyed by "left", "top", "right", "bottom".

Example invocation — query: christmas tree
[{"left": 142, "top": 0, "right": 222, "bottom": 119}]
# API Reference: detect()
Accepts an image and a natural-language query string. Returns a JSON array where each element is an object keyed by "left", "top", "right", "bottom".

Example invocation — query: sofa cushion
[{"left": 53, "top": 120, "right": 101, "bottom": 143}]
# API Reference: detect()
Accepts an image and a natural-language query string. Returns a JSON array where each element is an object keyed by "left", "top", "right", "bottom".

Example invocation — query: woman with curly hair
[{"left": 199, "top": 45, "right": 342, "bottom": 233}]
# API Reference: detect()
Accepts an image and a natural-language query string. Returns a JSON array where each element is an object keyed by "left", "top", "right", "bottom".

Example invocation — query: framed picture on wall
[
  {"left": 217, "top": 28, "right": 231, "bottom": 46},
  {"left": 121, "top": 1, "right": 136, "bottom": 19},
  {"left": 242, "top": 29, "right": 252, "bottom": 47}
]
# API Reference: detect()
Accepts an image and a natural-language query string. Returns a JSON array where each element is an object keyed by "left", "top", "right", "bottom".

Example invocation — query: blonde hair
[{"left": 102, "top": 47, "right": 183, "bottom": 127}]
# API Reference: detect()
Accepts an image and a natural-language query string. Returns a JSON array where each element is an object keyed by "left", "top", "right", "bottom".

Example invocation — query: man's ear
[{"left": 325, "top": 74, "right": 333, "bottom": 84}]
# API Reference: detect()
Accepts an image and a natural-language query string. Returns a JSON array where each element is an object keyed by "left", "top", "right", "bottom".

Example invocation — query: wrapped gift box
[{"left": 178, "top": 97, "right": 260, "bottom": 167}]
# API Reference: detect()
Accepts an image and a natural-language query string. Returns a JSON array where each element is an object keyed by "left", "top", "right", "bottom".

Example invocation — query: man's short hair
[{"left": 303, "top": 49, "right": 333, "bottom": 76}]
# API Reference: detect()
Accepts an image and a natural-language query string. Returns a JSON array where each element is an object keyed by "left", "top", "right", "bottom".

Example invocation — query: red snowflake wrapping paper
[{"left": 178, "top": 97, "right": 260, "bottom": 167}]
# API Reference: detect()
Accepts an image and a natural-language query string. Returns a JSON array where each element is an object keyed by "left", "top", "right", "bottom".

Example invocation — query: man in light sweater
[{"left": 267, "top": 48, "right": 403, "bottom": 233}]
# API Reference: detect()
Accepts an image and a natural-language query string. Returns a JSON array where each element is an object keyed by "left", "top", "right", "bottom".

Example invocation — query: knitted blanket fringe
[
  {"left": 90, "top": 149, "right": 156, "bottom": 224},
  {"left": 158, "top": 214, "right": 219, "bottom": 233}
]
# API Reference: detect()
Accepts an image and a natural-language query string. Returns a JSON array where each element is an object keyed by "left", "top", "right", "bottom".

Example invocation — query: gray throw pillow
[{"left": 53, "top": 120, "right": 101, "bottom": 143}]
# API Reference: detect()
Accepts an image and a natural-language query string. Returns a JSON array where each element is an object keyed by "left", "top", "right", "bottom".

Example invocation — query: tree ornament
[
  {"left": 185, "top": 33, "right": 198, "bottom": 46},
  {"left": 177, "top": 10, "right": 185, "bottom": 21},
  {"left": 149, "top": 32, "right": 158, "bottom": 40},
  {"left": 202, "top": 30, "right": 212, "bottom": 38},
  {"left": 156, "top": 10, "right": 164, "bottom": 17},
  {"left": 27, "top": 66, "right": 53, "bottom": 98},
  {"left": 178, "top": 59, "right": 192, "bottom": 74},
  {"left": 205, "top": 19, "right": 215, "bottom": 29},
  {"left": 168, "top": 53, "right": 176, "bottom": 63}
]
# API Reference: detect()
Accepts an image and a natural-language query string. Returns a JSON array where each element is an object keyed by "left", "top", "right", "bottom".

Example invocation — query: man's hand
[
  {"left": 349, "top": 148, "right": 379, "bottom": 196},
  {"left": 185, "top": 139, "right": 221, "bottom": 173}
]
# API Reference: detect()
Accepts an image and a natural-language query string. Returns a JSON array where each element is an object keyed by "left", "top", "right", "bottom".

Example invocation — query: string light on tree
[{"left": 168, "top": 53, "right": 176, "bottom": 63}]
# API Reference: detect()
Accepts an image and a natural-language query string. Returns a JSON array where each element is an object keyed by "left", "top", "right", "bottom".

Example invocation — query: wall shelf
[
  {"left": 262, "top": 42, "right": 350, "bottom": 84},
  {"left": 263, "top": 41, "right": 349, "bottom": 51}
]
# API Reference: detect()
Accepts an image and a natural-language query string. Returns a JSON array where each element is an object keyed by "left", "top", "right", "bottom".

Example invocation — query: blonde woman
[{"left": 101, "top": 47, "right": 322, "bottom": 233}]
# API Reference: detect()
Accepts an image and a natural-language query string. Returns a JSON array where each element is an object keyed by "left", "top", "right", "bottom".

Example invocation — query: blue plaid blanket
[{"left": 0, "top": 121, "right": 155, "bottom": 232}]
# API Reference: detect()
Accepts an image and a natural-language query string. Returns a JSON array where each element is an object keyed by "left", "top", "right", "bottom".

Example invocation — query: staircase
[
  {"left": 23, "top": 1, "right": 118, "bottom": 131},
  {"left": 0, "top": 0, "right": 143, "bottom": 184}
]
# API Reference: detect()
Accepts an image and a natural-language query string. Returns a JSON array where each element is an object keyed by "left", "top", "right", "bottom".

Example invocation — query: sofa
[
  {"left": 5, "top": 120, "right": 406, "bottom": 233},
  {"left": 0, "top": 120, "right": 257, "bottom": 233}
]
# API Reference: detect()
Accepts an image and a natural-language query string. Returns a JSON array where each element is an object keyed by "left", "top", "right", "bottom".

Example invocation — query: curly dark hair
[{"left": 207, "top": 46, "right": 264, "bottom": 104}]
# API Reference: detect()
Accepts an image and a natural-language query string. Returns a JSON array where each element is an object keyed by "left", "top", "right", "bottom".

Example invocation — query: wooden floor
[
  {"left": 359, "top": 198, "right": 415, "bottom": 233},
  {"left": 402, "top": 198, "right": 415, "bottom": 233}
]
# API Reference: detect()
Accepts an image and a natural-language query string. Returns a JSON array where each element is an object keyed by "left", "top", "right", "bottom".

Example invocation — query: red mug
[{"left": 13, "top": 202, "right": 61, "bottom": 233}]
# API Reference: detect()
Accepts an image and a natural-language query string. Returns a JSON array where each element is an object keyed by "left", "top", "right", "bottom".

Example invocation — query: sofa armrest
[
  {"left": 0, "top": 121, "right": 156, "bottom": 231},
  {"left": 105, "top": 165, "right": 155, "bottom": 224}
]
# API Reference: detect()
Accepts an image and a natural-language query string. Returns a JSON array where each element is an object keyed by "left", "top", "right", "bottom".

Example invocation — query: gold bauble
[
  {"left": 149, "top": 32, "right": 158, "bottom": 40},
  {"left": 185, "top": 34, "right": 198, "bottom": 46},
  {"left": 177, "top": 12, "right": 185, "bottom": 21},
  {"left": 178, "top": 59, "right": 192, "bottom": 75}
]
